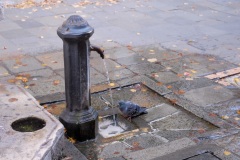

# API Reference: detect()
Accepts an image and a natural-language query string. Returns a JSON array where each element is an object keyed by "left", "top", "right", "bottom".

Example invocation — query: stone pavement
[{"left": 0, "top": 0, "right": 240, "bottom": 159}]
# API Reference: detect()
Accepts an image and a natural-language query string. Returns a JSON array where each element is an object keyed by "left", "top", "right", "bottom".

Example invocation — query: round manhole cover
[{"left": 11, "top": 117, "right": 46, "bottom": 132}]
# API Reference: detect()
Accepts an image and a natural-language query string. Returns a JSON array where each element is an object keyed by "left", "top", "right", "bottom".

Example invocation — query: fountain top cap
[{"left": 57, "top": 15, "right": 94, "bottom": 40}]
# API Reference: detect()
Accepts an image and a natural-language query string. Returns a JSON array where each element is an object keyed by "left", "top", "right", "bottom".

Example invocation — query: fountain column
[{"left": 57, "top": 15, "right": 98, "bottom": 142}]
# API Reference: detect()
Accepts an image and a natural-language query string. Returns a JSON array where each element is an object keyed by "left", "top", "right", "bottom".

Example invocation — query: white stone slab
[{"left": 0, "top": 84, "right": 64, "bottom": 160}]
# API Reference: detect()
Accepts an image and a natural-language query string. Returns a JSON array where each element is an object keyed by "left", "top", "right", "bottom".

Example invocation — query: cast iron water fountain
[{"left": 57, "top": 15, "right": 106, "bottom": 141}]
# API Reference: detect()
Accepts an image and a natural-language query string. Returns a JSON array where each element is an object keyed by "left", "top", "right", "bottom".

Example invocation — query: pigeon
[{"left": 118, "top": 101, "right": 148, "bottom": 121}]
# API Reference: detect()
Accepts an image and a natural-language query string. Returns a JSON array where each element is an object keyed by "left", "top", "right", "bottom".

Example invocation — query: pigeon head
[{"left": 118, "top": 101, "right": 124, "bottom": 106}]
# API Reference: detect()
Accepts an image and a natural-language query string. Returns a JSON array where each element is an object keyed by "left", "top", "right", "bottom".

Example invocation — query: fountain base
[{"left": 59, "top": 107, "right": 98, "bottom": 142}]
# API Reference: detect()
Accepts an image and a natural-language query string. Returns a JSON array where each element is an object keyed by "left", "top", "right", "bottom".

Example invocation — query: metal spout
[{"left": 90, "top": 45, "right": 104, "bottom": 59}]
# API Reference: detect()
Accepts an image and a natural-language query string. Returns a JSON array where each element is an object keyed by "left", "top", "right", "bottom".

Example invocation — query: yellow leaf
[
  {"left": 115, "top": 65, "right": 121, "bottom": 68},
  {"left": 130, "top": 89, "right": 137, "bottom": 92},
  {"left": 108, "top": 83, "right": 115, "bottom": 87},
  {"left": 15, "top": 76, "right": 23, "bottom": 80},
  {"left": 68, "top": 137, "right": 76, "bottom": 143},
  {"left": 43, "top": 105, "right": 48, "bottom": 109},
  {"left": 237, "top": 110, "right": 240, "bottom": 115},
  {"left": 222, "top": 115, "right": 229, "bottom": 120},
  {"left": 234, "top": 77, "right": 240, "bottom": 83},
  {"left": 53, "top": 80, "right": 60, "bottom": 85},
  {"left": 191, "top": 70, "right": 197, "bottom": 73},
  {"left": 24, "top": 86, "right": 29, "bottom": 89},
  {"left": 224, "top": 150, "right": 231, "bottom": 156},
  {"left": 22, "top": 77, "right": 28, "bottom": 83},
  {"left": 42, "top": 63, "right": 47, "bottom": 66}
]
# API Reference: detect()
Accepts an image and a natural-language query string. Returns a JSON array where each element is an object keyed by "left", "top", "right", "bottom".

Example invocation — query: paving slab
[
  {"left": 134, "top": 44, "right": 183, "bottom": 62},
  {"left": 98, "top": 142, "right": 132, "bottom": 159},
  {"left": 167, "top": 77, "right": 216, "bottom": 92},
  {"left": 13, "top": 19, "right": 44, "bottom": 28},
  {"left": 150, "top": 111, "right": 216, "bottom": 131},
  {"left": 0, "top": 84, "right": 64, "bottom": 160},
  {"left": 123, "top": 137, "right": 196, "bottom": 160},
  {"left": 3, "top": 56, "right": 45, "bottom": 74},
  {"left": 128, "top": 62, "right": 165, "bottom": 74},
  {"left": 0, "top": 29, "right": 33, "bottom": 39},
  {"left": 124, "top": 133, "right": 165, "bottom": 149},
  {"left": 141, "top": 103, "right": 178, "bottom": 122},
  {"left": 215, "top": 132, "right": 240, "bottom": 157},
  {"left": 153, "top": 144, "right": 222, "bottom": 160},
  {"left": 25, "top": 75, "right": 65, "bottom": 98},
  {"left": 115, "top": 54, "right": 146, "bottom": 66},
  {"left": 0, "top": 19, "right": 21, "bottom": 32},
  {"left": 183, "top": 85, "right": 234, "bottom": 107},
  {"left": 90, "top": 67, "right": 107, "bottom": 85},
  {"left": 36, "top": 51, "right": 64, "bottom": 70},
  {"left": 90, "top": 58, "right": 121, "bottom": 74},
  {"left": 148, "top": 71, "right": 183, "bottom": 84},
  {"left": 108, "top": 68, "right": 135, "bottom": 81}
]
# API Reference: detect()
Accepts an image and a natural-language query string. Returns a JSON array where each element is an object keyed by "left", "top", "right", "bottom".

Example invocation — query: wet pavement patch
[{"left": 43, "top": 83, "right": 220, "bottom": 159}]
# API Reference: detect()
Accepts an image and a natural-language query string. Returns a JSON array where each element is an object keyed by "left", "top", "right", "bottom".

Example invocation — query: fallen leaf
[
  {"left": 177, "top": 73, "right": 184, "bottom": 77},
  {"left": 127, "top": 45, "right": 132, "bottom": 50},
  {"left": 167, "top": 85, "right": 172, "bottom": 89},
  {"left": 178, "top": 53, "right": 183, "bottom": 56},
  {"left": 7, "top": 79, "right": 17, "bottom": 83},
  {"left": 8, "top": 98, "right": 18, "bottom": 102},
  {"left": 42, "top": 63, "right": 47, "bottom": 66},
  {"left": 130, "top": 89, "right": 137, "bottom": 92},
  {"left": 22, "top": 77, "right": 28, "bottom": 83},
  {"left": 198, "top": 128, "right": 205, "bottom": 134},
  {"left": 43, "top": 105, "right": 48, "bottom": 109},
  {"left": 237, "top": 110, "right": 240, "bottom": 115},
  {"left": 175, "top": 90, "right": 185, "bottom": 95},
  {"left": 209, "top": 113, "right": 217, "bottom": 117},
  {"left": 68, "top": 137, "right": 76, "bottom": 143},
  {"left": 53, "top": 80, "right": 60, "bottom": 85},
  {"left": 208, "top": 58, "right": 215, "bottom": 61},
  {"left": 169, "top": 99, "right": 177, "bottom": 105},
  {"left": 24, "top": 86, "right": 29, "bottom": 89},
  {"left": 234, "top": 77, "right": 239, "bottom": 84},
  {"left": 147, "top": 58, "right": 157, "bottom": 63},
  {"left": 223, "top": 150, "right": 231, "bottom": 156},
  {"left": 108, "top": 83, "right": 115, "bottom": 87},
  {"left": 222, "top": 115, "right": 229, "bottom": 120},
  {"left": 157, "top": 82, "right": 163, "bottom": 86},
  {"left": 114, "top": 152, "right": 120, "bottom": 155},
  {"left": 191, "top": 70, "right": 197, "bottom": 73}
]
